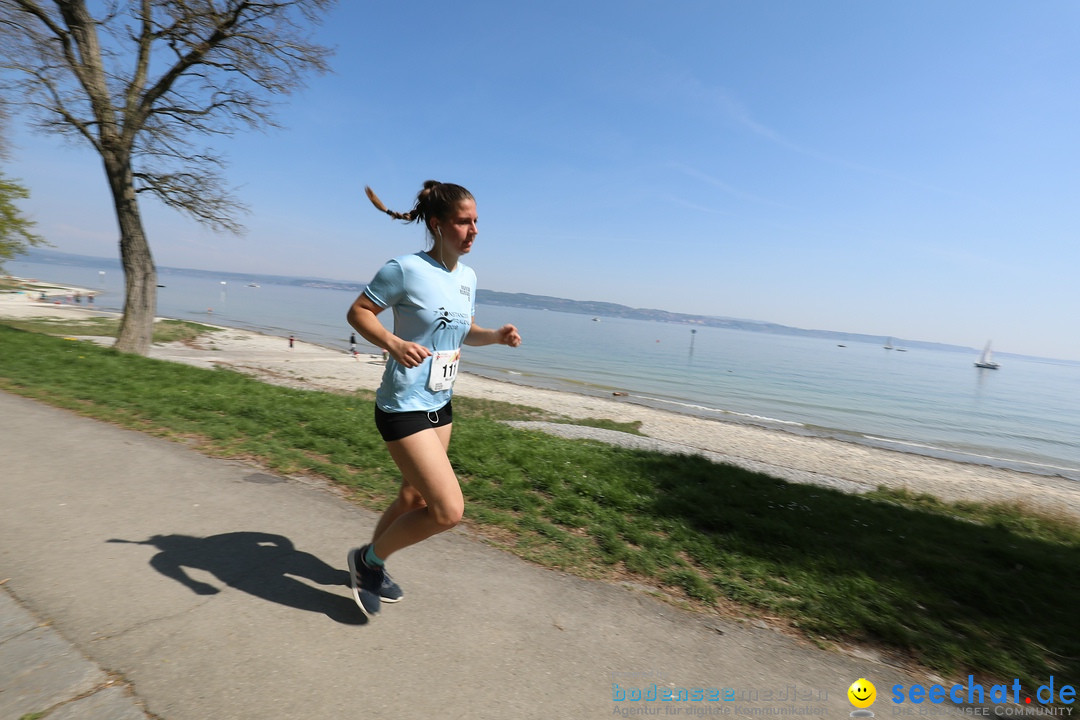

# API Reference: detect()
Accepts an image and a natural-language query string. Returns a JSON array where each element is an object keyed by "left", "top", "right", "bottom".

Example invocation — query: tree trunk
[{"left": 104, "top": 151, "right": 157, "bottom": 355}]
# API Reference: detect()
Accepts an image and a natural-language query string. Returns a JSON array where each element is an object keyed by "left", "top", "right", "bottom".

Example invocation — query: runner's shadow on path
[{"left": 108, "top": 531, "right": 364, "bottom": 625}]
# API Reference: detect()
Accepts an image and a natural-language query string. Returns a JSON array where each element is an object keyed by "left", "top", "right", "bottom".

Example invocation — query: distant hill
[{"left": 475, "top": 290, "right": 975, "bottom": 354}]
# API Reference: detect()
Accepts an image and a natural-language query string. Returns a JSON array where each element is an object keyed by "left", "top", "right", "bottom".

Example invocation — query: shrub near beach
[{"left": 0, "top": 321, "right": 1078, "bottom": 691}]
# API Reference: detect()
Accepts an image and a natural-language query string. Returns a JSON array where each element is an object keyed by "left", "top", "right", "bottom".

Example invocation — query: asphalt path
[{"left": 0, "top": 390, "right": 921, "bottom": 719}]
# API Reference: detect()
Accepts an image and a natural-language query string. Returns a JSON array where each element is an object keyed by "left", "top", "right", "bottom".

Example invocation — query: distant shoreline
[
  {"left": 18, "top": 248, "right": 1078, "bottom": 364},
  {"left": 4, "top": 272, "right": 1080, "bottom": 521}
]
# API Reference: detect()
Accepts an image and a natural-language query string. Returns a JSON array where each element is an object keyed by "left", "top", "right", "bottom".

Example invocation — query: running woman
[{"left": 345, "top": 180, "right": 521, "bottom": 617}]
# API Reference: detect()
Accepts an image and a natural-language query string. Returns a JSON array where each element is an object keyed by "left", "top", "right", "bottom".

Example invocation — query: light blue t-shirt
[{"left": 363, "top": 252, "right": 477, "bottom": 413}]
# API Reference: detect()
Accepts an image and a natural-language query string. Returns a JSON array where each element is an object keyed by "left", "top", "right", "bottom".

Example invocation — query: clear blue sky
[{"left": 6, "top": 1, "right": 1080, "bottom": 360}]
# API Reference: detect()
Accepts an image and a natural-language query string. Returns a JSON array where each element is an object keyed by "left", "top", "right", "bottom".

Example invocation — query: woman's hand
[
  {"left": 389, "top": 338, "right": 432, "bottom": 368},
  {"left": 495, "top": 324, "right": 522, "bottom": 347}
]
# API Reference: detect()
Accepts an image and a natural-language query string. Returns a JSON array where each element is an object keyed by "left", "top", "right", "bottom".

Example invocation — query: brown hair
[{"left": 365, "top": 181, "right": 474, "bottom": 237}]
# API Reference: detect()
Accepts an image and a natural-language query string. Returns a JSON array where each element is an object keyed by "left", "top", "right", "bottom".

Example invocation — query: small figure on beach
[
  {"left": 349, "top": 332, "right": 357, "bottom": 355},
  {"left": 345, "top": 180, "right": 521, "bottom": 617},
  {"left": 288, "top": 334, "right": 295, "bottom": 349}
]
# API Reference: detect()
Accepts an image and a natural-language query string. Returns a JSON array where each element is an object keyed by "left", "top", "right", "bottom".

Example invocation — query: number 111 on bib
[{"left": 428, "top": 349, "right": 461, "bottom": 392}]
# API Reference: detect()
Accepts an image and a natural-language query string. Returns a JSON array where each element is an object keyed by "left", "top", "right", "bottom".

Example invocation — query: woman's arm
[
  {"left": 464, "top": 320, "right": 522, "bottom": 348},
  {"left": 346, "top": 294, "right": 432, "bottom": 368}
]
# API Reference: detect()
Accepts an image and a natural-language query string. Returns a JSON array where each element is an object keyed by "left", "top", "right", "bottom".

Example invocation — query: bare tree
[{"left": 0, "top": 0, "right": 335, "bottom": 353}]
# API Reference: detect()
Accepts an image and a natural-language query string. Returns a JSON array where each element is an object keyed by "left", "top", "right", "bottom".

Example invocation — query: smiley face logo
[{"left": 848, "top": 678, "right": 876, "bottom": 708}]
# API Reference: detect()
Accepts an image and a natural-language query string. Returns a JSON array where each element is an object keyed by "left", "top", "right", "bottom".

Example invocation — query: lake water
[{"left": 8, "top": 256, "right": 1080, "bottom": 483}]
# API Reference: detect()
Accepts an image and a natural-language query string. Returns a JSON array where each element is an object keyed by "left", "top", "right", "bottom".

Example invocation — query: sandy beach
[{"left": 4, "top": 279, "right": 1080, "bottom": 520}]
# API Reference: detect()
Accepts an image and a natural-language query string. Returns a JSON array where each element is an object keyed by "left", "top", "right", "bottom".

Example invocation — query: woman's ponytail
[
  {"left": 365, "top": 186, "right": 414, "bottom": 222},
  {"left": 365, "top": 180, "right": 474, "bottom": 235}
]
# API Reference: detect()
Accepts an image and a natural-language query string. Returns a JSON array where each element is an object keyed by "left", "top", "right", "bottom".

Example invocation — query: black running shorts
[{"left": 374, "top": 400, "right": 453, "bottom": 442}]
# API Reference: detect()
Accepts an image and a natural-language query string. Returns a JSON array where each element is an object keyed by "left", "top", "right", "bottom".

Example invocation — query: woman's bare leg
[
  {"left": 370, "top": 424, "right": 461, "bottom": 560},
  {"left": 371, "top": 482, "right": 427, "bottom": 545}
]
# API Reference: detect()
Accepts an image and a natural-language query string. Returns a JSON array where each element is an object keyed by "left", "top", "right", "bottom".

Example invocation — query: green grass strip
[{"left": 1, "top": 322, "right": 1077, "bottom": 686}]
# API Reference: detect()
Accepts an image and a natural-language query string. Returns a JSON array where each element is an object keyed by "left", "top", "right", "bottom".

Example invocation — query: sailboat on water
[{"left": 974, "top": 340, "right": 1000, "bottom": 369}]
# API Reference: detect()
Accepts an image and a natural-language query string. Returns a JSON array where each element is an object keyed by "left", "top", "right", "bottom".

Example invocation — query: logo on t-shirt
[
  {"left": 434, "top": 307, "right": 452, "bottom": 331},
  {"left": 460, "top": 285, "right": 471, "bottom": 299},
  {"left": 433, "top": 306, "right": 470, "bottom": 336}
]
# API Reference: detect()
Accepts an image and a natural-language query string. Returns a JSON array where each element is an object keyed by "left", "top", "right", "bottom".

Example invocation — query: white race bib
[{"left": 427, "top": 348, "right": 461, "bottom": 392}]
